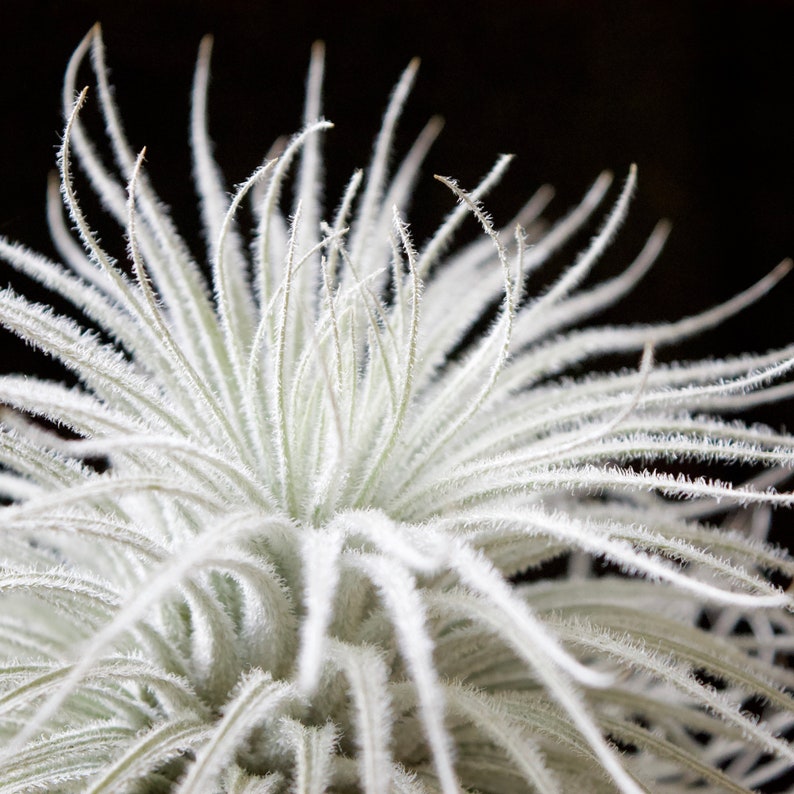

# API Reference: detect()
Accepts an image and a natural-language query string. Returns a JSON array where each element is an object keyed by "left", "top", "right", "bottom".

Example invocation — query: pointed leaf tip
[
  {"left": 776, "top": 257, "right": 793, "bottom": 277},
  {"left": 199, "top": 34, "right": 214, "bottom": 59}
]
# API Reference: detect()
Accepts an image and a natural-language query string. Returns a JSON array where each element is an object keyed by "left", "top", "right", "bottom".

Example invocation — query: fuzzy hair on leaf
[{"left": 0, "top": 24, "right": 793, "bottom": 794}]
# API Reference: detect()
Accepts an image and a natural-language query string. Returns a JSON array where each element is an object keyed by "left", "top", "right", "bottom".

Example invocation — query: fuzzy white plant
[{"left": 0, "top": 25, "right": 793, "bottom": 794}]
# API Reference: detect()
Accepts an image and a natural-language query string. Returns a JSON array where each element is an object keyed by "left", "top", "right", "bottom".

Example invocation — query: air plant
[{"left": 0, "top": 24, "right": 792, "bottom": 794}]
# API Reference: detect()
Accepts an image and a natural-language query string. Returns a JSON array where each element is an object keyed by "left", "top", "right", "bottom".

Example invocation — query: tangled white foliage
[{"left": 0, "top": 25, "right": 793, "bottom": 794}]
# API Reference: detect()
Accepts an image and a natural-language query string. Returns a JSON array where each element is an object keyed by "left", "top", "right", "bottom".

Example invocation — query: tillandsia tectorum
[{"left": 0, "top": 23, "right": 793, "bottom": 794}]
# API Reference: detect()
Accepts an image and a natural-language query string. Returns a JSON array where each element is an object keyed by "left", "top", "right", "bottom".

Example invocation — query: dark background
[{"left": 0, "top": 0, "right": 792, "bottom": 403}]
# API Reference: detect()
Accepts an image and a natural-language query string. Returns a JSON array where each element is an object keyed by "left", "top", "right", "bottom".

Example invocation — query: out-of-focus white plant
[{"left": 0, "top": 24, "right": 792, "bottom": 794}]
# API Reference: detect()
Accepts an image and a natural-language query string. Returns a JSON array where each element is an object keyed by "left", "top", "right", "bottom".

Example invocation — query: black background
[{"left": 1, "top": 0, "right": 792, "bottom": 392}]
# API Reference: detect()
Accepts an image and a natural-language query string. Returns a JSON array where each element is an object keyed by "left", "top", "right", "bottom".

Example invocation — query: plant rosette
[{"left": 0, "top": 25, "right": 792, "bottom": 794}]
